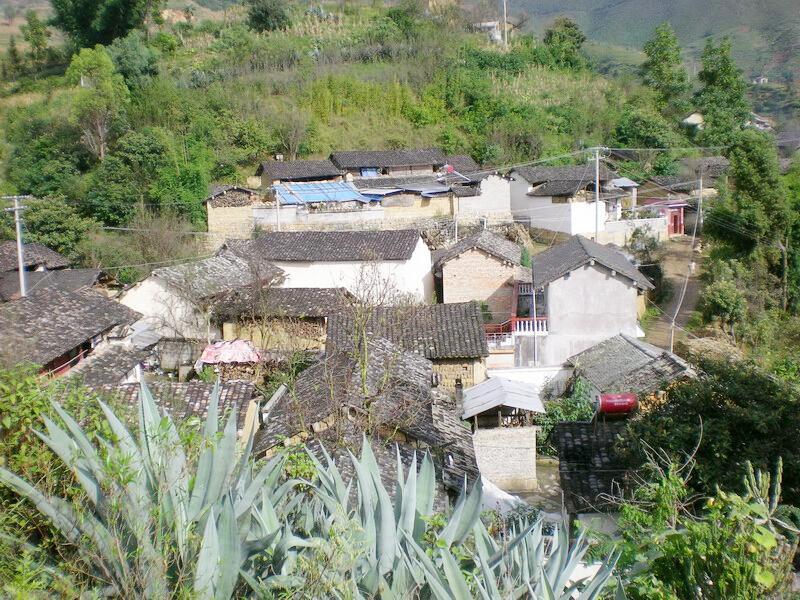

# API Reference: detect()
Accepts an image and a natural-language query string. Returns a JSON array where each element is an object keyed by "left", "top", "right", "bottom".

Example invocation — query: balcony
[{"left": 484, "top": 317, "right": 548, "bottom": 348}]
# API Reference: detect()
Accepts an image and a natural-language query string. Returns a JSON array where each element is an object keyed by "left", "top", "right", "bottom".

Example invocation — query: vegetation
[{"left": 537, "top": 376, "right": 595, "bottom": 455}]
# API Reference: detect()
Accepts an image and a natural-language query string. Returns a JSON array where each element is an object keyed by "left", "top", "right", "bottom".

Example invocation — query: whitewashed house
[
  {"left": 225, "top": 229, "right": 435, "bottom": 302},
  {"left": 119, "top": 252, "right": 285, "bottom": 340}
]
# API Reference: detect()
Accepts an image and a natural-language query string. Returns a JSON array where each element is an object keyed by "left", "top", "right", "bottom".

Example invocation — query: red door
[{"left": 672, "top": 213, "right": 680, "bottom": 235}]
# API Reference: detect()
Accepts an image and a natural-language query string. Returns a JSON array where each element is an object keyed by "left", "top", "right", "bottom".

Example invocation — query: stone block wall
[
  {"left": 441, "top": 248, "right": 515, "bottom": 323},
  {"left": 473, "top": 426, "right": 538, "bottom": 491},
  {"left": 433, "top": 358, "right": 487, "bottom": 391}
]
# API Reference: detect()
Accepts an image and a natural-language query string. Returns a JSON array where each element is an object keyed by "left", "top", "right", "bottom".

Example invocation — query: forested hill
[{"left": 515, "top": 0, "right": 800, "bottom": 80}]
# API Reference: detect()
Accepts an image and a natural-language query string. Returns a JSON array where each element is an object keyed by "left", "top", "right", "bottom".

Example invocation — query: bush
[{"left": 246, "top": 0, "right": 291, "bottom": 33}]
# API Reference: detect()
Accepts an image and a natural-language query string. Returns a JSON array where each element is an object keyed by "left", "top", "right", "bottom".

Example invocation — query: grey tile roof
[
  {"left": 531, "top": 236, "right": 654, "bottom": 290},
  {"left": 0, "top": 241, "right": 70, "bottom": 272},
  {"left": 326, "top": 301, "right": 489, "bottom": 360},
  {"left": 0, "top": 268, "right": 101, "bottom": 302},
  {"left": 566, "top": 334, "right": 693, "bottom": 394},
  {"left": 433, "top": 230, "right": 522, "bottom": 271},
  {"left": 352, "top": 175, "right": 443, "bottom": 190},
  {"left": 555, "top": 421, "right": 628, "bottom": 514},
  {"left": 256, "top": 159, "right": 342, "bottom": 181},
  {"left": 253, "top": 338, "right": 477, "bottom": 493},
  {"left": 679, "top": 156, "right": 730, "bottom": 179},
  {"left": 330, "top": 148, "right": 446, "bottom": 169},
  {"left": 110, "top": 381, "right": 258, "bottom": 434},
  {"left": 205, "top": 186, "right": 261, "bottom": 208},
  {"left": 451, "top": 184, "right": 481, "bottom": 197},
  {"left": 212, "top": 286, "right": 349, "bottom": 321},
  {"left": 513, "top": 164, "right": 615, "bottom": 186},
  {"left": 153, "top": 252, "right": 284, "bottom": 301},
  {"left": 648, "top": 176, "right": 696, "bottom": 194},
  {"left": 69, "top": 344, "right": 152, "bottom": 388},
  {"left": 529, "top": 179, "right": 593, "bottom": 197},
  {"left": 228, "top": 229, "right": 421, "bottom": 262},
  {"left": 0, "top": 289, "right": 141, "bottom": 367},
  {"left": 445, "top": 154, "right": 480, "bottom": 175}
]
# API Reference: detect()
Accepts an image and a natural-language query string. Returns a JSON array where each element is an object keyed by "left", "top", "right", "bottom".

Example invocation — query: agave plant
[{"left": 0, "top": 381, "right": 304, "bottom": 598}]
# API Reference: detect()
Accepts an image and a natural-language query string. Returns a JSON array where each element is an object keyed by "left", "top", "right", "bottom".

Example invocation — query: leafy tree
[
  {"left": 49, "top": 0, "right": 160, "bottom": 47},
  {"left": 613, "top": 106, "right": 682, "bottom": 149},
  {"left": 107, "top": 31, "right": 159, "bottom": 88},
  {"left": 245, "top": 0, "right": 290, "bottom": 33},
  {"left": 65, "top": 46, "right": 130, "bottom": 161},
  {"left": 619, "top": 357, "right": 800, "bottom": 506},
  {"left": 694, "top": 38, "right": 751, "bottom": 146},
  {"left": 700, "top": 278, "right": 747, "bottom": 338},
  {"left": 543, "top": 17, "right": 587, "bottom": 70},
  {"left": 4, "top": 36, "right": 23, "bottom": 78},
  {"left": 640, "top": 23, "right": 689, "bottom": 115},
  {"left": 22, "top": 198, "right": 97, "bottom": 258},
  {"left": 19, "top": 10, "right": 50, "bottom": 66}
]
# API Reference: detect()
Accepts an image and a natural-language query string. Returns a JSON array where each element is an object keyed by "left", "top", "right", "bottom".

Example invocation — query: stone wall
[
  {"left": 433, "top": 358, "right": 487, "bottom": 391},
  {"left": 441, "top": 248, "right": 515, "bottom": 323},
  {"left": 207, "top": 204, "right": 255, "bottom": 239},
  {"left": 222, "top": 319, "right": 326, "bottom": 352},
  {"left": 473, "top": 426, "right": 538, "bottom": 491}
]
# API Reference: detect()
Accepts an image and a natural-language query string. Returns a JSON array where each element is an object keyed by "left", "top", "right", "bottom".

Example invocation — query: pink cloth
[{"left": 199, "top": 340, "right": 262, "bottom": 364}]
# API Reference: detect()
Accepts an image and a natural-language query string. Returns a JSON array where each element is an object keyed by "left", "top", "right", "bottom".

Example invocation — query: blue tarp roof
[{"left": 273, "top": 181, "right": 369, "bottom": 205}]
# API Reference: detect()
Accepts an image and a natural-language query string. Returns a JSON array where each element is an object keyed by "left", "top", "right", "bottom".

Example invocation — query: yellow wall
[
  {"left": 433, "top": 358, "right": 487, "bottom": 391},
  {"left": 207, "top": 204, "right": 253, "bottom": 239},
  {"left": 383, "top": 194, "right": 455, "bottom": 220},
  {"left": 222, "top": 320, "right": 326, "bottom": 352}
]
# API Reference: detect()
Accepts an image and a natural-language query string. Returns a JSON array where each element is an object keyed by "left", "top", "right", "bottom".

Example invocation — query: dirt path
[{"left": 645, "top": 236, "right": 703, "bottom": 350}]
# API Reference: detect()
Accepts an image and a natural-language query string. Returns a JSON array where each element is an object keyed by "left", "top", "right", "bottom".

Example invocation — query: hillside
[{"left": 516, "top": 0, "right": 800, "bottom": 81}]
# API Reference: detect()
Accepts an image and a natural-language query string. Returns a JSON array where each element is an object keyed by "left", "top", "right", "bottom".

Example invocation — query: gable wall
[{"left": 441, "top": 248, "right": 515, "bottom": 323}]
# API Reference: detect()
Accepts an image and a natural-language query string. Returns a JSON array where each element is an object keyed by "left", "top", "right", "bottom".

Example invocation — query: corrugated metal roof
[
  {"left": 273, "top": 181, "right": 368, "bottom": 205},
  {"left": 462, "top": 377, "right": 545, "bottom": 419}
]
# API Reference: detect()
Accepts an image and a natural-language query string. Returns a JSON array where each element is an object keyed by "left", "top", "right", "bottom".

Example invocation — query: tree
[
  {"left": 613, "top": 106, "right": 683, "bottom": 149},
  {"left": 23, "top": 198, "right": 97, "bottom": 258},
  {"left": 65, "top": 46, "right": 130, "bottom": 161},
  {"left": 5, "top": 35, "right": 23, "bottom": 77},
  {"left": 245, "top": 0, "right": 290, "bottom": 33},
  {"left": 694, "top": 38, "right": 751, "bottom": 146},
  {"left": 700, "top": 278, "right": 747, "bottom": 339},
  {"left": 20, "top": 10, "right": 50, "bottom": 67},
  {"left": 619, "top": 357, "right": 800, "bottom": 506},
  {"left": 543, "top": 17, "right": 587, "bottom": 70},
  {"left": 49, "top": 0, "right": 160, "bottom": 47},
  {"left": 640, "top": 23, "right": 689, "bottom": 115},
  {"left": 107, "top": 31, "right": 159, "bottom": 88}
]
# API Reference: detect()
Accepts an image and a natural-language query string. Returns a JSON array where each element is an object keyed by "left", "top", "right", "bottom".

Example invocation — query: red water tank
[{"left": 598, "top": 393, "right": 638, "bottom": 414}]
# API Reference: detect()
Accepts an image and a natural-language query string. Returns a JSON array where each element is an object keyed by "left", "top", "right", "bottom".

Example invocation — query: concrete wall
[
  {"left": 441, "top": 248, "right": 515, "bottom": 322},
  {"left": 274, "top": 237, "right": 434, "bottom": 302},
  {"left": 120, "top": 277, "right": 219, "bottom": 341},
  {"left": 538, "top": 263, "right": 640, "bottom": 365},
  {"left": 599, "top": 217, "right": 667, "bottom": 245},
  {"left": 457, "top": 175, "right": 512, "bottom": 219},
  {"left": 473, "top": 427, "right": 538, "bottom": 491},
  {"left": 253, "top": 204, "right": 386, "bottom": 232},
  {"left": 433, "top": 358, "right": 487, "bottom": 391},
  {"left": 486, "top": 365, "right": 570, "bottom": 397}
]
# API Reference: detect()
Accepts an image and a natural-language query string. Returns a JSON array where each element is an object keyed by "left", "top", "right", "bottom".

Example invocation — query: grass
[{"left": 639, "top": 305, "right": 662, "bottom": 334}]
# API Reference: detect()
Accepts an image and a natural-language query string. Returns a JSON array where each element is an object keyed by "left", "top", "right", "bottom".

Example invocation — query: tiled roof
[
  {"left": 530, "top": 179, "right": 593, "bottom": 197},
  {"left": 0, "top": 268, "right": 101, "bottom": 302},
  {"left": 0, "top": 241, "right": 70, "bottom": 272},
  {"left": 531, "top": 236, "right": 654, "bottom": 290},
  {"left": 0, "top": 289, "right": 141, "bottom": 367},
  {"left": 679, "top": 156, "right": 730, "bottom": 179},
  {"left": 212, "top": 286, "right": 349, "bottom": 321},
  {"left": 450, "top": 184, "right": 481, "bottom": 197},
  {"left": 228, "top": 229, "right": 421, "bottom": 262},
  {"left": 330, "top": 148, "right": 447, "bottom": 169},
  {"left": 433, "top": 230, "right": 522, "bottom": 271},
  {"left": 566, "top": 334, "right": 694, "bottom": 394},
  {"left": 69, "top": 344, "right": 152, "bottom": 388},
  {"left": 205, "top": 186, "right": 261, "bottom": 208},
  {"left": 326, "top": 301, "right": 489, "bottom": 360},
  {"left": 153, "top": 251, "right": 284, "bottom": 301},
  {"left": 648, "top": 176, "right": 696, "bottom": 194},
  {"left": 253, "top": 338, "right": 477, "bottom": 493},
  {"left": 445, "top": 154, "right": 480, "bottom": 175},
  {"left": 513, "top": 164, "right": 615, "bottom": 186},
  {"left": 555, "top": 421, "right": 628, "bottom": 514},
  {"left": 352, "top": 175, "right": 446, "bottom": 191},
  {"left": 257, "top": 159, "right": 341, "bottom": 181},
  {"left": 110, "top": 381, "right": 258, "bottom": 434}
]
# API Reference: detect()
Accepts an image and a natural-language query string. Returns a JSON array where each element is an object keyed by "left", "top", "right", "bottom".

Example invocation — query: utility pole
[
  {"left": 697, "top": 169, "right": 704, "bottom": 232},
  {"left": 594, "top": 147, "right": 601, "bottom": 242},
  {"left": 2, "top": 196, "right": 30, "bottom": 297},
  {"left": 502, "top": 0, "right": 508, "bottom": 47}
]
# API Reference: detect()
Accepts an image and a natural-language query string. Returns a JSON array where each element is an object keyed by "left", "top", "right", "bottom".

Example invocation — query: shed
[{"left": 462, "top": 377, "right": 545, "bottom": 422}]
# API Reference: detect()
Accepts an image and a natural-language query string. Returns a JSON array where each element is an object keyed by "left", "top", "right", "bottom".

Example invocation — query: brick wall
[
  {"left": 442, "top": 249, "right": 515, "bottom": 323},
  {"left": 433, "top": 358, "right": 487, "bottom": 391},
  {"left": 473, "top": 426, "right": 538, "bottom": 491}
]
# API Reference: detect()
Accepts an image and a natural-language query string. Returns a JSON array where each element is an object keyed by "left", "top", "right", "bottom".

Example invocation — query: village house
[
  {"left": 509, "top": 165, "right": 663, "bottom": 244},
  {"left": 204, "top": 185, "right": 264, "bottom": 239},
  {"left": 326, "top": 301, "right": 489, "bottom": 390},
  {"left": 0, "top": 241, "right": 70, "bottom": 272},
  {"left": 253, "top": 337, "right": 478, "bottom": 499},
  {"left": 68, "top": 343, "right": 153, "bottom": 389},
  {"left": 433, "top": 229, "right": 529, "bottom": 324},
  {"left": 486, "top": 235, "right": 654, "bottom": 368},
  {"left": 225, "top": 229, "right": 434, "bottom": 301},
  {"left": 461, "top": 376, "right": 545, "bottom": 491},
  {"left": 330, "top": 148, "right": 447, "bottom": 178},
  {"left": 256, "top": 158, "right": 342, "bottom": 187},
  {"left": 0, "top": 288, "right": 141, "bottom": 375},
  {"left": 119, "top": 250, "right": 285, "bottom": 340},
  {"left": 637, "top": 177, "right": 692, "bottom": 236},
  {"left": 211, "top": 286, "right": 348, "bottom": 351}
]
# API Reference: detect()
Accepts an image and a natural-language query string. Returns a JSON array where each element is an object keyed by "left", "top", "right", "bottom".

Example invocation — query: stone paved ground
[{"left": 645, "top": 236, "right": 704, "bottom": 350}]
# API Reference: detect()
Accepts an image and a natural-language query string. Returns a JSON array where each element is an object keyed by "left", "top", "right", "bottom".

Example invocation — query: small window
[{"left": 563, "top": 272, "right": 571, "bottom": 280}]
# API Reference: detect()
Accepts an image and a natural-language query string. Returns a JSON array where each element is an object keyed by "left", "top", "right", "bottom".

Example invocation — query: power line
[{"left": 97, "top": 254, "right": 215, "bottom": 271}]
